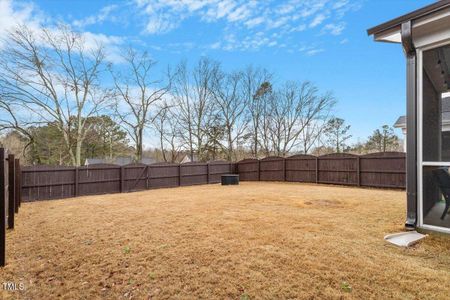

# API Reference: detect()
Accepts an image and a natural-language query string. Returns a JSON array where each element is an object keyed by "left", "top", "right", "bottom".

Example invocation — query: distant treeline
[{"left": 0, "top": 25, "right": 401, "bottom": 166}]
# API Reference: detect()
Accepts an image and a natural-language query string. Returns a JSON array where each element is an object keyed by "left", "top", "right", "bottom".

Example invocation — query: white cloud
[
  {"left": 80, "top": 31, "right": 125, "bottom": 63},
  {"left": 209, "top": 41, "right": 221, "bottom": 49},
  {"left": 306, "top": 48, "right": 324, "bottom": 56},
  {"left": 134, "top": 0, "right": 338, "bottom": 34},
  {"left": 0, "top": 0, "right": 43, "bottom": 46},
  {"left": 72, "top": 4, "right": 118, "bottom": 28},
  {"left": 322, "top": 23, "right": 346, "bottom": 36},
  {"left": 1, "top": 0, "right": 360, "bottom": 57},
  {"left": 0, "top": 0, "right": 125, "bottom": 63},
  {"left": 245, "top": 16, "right": 265, "bottom": 28},
  {"left": 226, "top": 2, "right": 256, "bottom": 22},
  {"left": 309, "top": 14, "right": 327, "bottom": 28},
  {"left": 299, "top": 45, "right": 325, "bottom": 56},
  {"left": 145, "top": 13, "right": 180, "bottom": 34},
  {"left": 132, "top": 0, "right": 360, "bottom": 53},
  {"left": 203, "top": 0, "right": 237, "bottom": 21}
]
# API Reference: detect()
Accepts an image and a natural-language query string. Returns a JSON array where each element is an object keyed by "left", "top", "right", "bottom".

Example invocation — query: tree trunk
[
  {"left": 227, "top": 128, "right": 233, "bottom": 161},
  {"left": 136, "top": 127, "right": 143, "bottom": 161},
  {"left": 253, "top": 132, "right": 258, "bottom": 158}
]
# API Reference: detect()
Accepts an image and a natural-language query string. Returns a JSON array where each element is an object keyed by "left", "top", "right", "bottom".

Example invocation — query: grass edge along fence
[
  {"left": 0, "top": 148, "right": 22, "bottom": 267},
  {"left": 21, "top": 152, "right": 405, "bottom": 202}
]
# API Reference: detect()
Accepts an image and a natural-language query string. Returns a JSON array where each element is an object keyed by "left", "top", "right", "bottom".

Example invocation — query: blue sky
[{"left": 0, "top": 0, "right": 436, "bottom": 145}]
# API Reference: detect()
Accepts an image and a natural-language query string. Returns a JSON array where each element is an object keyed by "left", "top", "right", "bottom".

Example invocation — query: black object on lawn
[{"left": 221, "top": 174, "right": 239, "bottom": 185}]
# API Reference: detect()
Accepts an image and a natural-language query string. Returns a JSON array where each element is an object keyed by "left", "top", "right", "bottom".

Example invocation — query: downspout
[{"left": 401, "top": 21, "right": 417, "bottom": 230}]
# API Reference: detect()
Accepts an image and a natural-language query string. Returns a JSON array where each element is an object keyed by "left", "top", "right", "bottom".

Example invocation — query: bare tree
[
  {"left": 212, "top": 70, "right": 248, "bottom": 161},
  {"left": 262, "top": 82, "right": 335, "bottom": 156},
  {"left": 0, "top": 25, "right": 110, "bottom": 166},
  {"left": 110, "top": 48, "right": 168, "bottom": 161},
  {"left": 171, "top": 58, "right": 219, "bottom": 161},
  {"left": 242, "top": 66, "right": 272, "bottom": 158},
  {"left": 259, "top": 84, "right": 275, "bottom": 156},
  {"left": 0, "top": 98, "right": 35, "bottom": 154},
  {"left": 151, "top": 102, "right": 183, "bottom": 162},
  {"left": 299, "top": 118, "right": 330, "bottom": 154}
]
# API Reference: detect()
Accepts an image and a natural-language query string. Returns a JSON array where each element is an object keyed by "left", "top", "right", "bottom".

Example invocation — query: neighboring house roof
[
  {"left": 85, "top": 158, "right": 106, "bottom": 165},
  {"left": 395, "top": 97, "right": 450, "bottom": 129},
  {"left": 85, "top": 157, "right": 157, "bottom": 166},
  {"left": 140, "top": 157, "right": 156, "bottom": 164},
  {"left": 367, "top": 0, "right": 450, "bottom": 37},
  {"left": 114, "top": 157, "right": 133, "bottom": 166},
  {"left": 393, "top": 116, "right": 407, "bottom": 129},
  {"left": 180, "top": 154, "right": 198, "bottom": 163}
]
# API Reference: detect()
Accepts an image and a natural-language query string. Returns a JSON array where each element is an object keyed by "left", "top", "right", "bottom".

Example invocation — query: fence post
[
  {"left": 178, "top": 164, "right": 182, "bottom": 186},
  {"left": 0, "top": 148, "right": 6, "bottom": 267},
  {"left": 14, "top": 159, "right": 19, "bottom": 213},
  {"left": 207, "top": 163, "right": 210, "bottom": 184},
  {"left": 74, "top": 167, "right": 79, "bottom": 197},
  {"left": 146, "top": 166, "right": 150, "bottom": 190},
  {"left": 120, "top": 166, "right": 125, "bottom": 193},
  {"left": 315, "top": 157, "right": 319, "bottom": 184},
  {"left": 357, "top": 156, "right": 361, "bottom": 187},
  {"left": 283, "top": 158, "right": 287, "bottom": 182},
  {"left": 258, "top": 160, "right": 261, "bottom": 181},
  {"left": 7, "top": 154, "right": 15, "bottom": 230}
]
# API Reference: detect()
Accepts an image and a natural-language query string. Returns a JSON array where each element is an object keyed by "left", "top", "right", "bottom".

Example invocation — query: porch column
[{"left": 402, "top": 21, "right": 417, "bottom": 229}]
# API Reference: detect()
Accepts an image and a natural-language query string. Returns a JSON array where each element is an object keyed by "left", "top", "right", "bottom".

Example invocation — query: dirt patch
[
  {"left": 304, "top": 199, "right": 341, "bottom": 206},
  {"left": 1, "top": 182, "right": 449, "bottom": 299}
]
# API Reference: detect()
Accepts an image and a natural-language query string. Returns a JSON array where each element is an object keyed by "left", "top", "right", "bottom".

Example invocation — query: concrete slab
[{"left": 384, "top": 231, "right": 428, "bottom": 247}]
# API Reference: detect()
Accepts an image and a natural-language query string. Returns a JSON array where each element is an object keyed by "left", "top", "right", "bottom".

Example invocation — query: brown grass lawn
[{"left": 1, "top": 182, "right": 449, "bottom": 299}]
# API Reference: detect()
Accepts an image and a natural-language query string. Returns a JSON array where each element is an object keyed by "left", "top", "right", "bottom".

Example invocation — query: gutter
[
  {"left": 367, "top": 0, "right": 450, "bottom": 36},
  {"left": 402, "top": 21, "right": 417, "bottom": 230}
]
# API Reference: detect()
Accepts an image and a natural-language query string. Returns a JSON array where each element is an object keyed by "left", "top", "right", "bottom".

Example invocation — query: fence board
[
  {"left": 318, "top": 153, "right": 358, "bottom": 186},
  {"left": 149, "top": 163, "right": 180, "bottom": 189},
  {"left": 236, "top": 159, "right": 259, "bottom": 181},
  {"left": 123, "top": 163, "right": 148, "bottom": 192},
  {"left": 180, "top": 162, "right": 208, "bottom": 186},
  {"left": 285, "top": 154, "right": 317, "bottom": 183},
  {"left": 78, "top": 164, "right": 120, "bottom": 196},
  {"left": 360, "top": 152, "right": 406, "bottom": 188},
  {"left": 7, "top": 154, "right": 15, "bottom": 229},
  {"left": 0, "top": 148, "right": 21, "bottom": 267},
  {"left": 0, "top": 149, "right": 6, "bottom": 266},
  {"left": 14, "top": 159, "right": 20, "bottom": 212},
  {"left": 260, "top": 156, "right": 285, "bottom": 181},
  {"left": 22, "top": 165, "right": 75, "bottom": 201},
  {"left": 208, "top": 161, "right": 233, "bottom": 183}
]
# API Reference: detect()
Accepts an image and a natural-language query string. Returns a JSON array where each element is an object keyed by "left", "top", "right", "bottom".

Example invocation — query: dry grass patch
[{"left": 1, "top": 182, "right": 449, "bottom": 299}]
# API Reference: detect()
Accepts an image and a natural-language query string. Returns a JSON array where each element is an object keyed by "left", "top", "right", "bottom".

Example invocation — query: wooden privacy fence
[
  {"left": 21, "top": 161, "right": 235, "bottom": 202},
  {"left": 21, "top": 152, "right": 405, "bottom": 202},
  {"left": 0, "top": 148, "right": 22, "bottom": 267},
  {"left": 237, "top": 152, "right": 406, "bottom": 189}
]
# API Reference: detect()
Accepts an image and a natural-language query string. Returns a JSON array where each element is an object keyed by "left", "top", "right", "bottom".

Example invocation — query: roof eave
[{"left": 367, "top": 0, "right": 450, "bottom": 37}]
